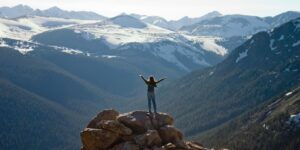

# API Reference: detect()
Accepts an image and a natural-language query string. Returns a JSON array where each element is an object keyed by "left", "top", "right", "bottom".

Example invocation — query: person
[{"left": 139, "top": 75, "right": 166, "bottom": 114}]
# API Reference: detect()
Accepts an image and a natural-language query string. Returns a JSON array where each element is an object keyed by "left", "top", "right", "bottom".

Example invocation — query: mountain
[
  {"left": 0, "top": 16, "right": 96, "bottom": 40},
  {"left": 31, "top": 14, "right": 229, "bottom": 72},
  {"left": 181, "top": 11, "right": 300, "bottom": 38},
  {"left": 0, "top": 4, "right": 34, "bottom": 18},
  {"left": 130, "top": 11, "right": 222, "bottom": 30},
  {"left": 169, "top": 11, "right": 222, "bottom": 30},
  {"left": 0, "top": 78, "right": 84, "bottom": 150},
  {"left": 181, "top": 14, "right": 269, "bottom": 37},
  {"left": 158, "top": 17, "right": 300, "bottom": 137},
  {"left": 264, "top": 11, "right": 300, "bottom": 27},
  {"left": 0, "top": 5, "right": 106, "bottom": 20},
  {"left": 130, "top": 13, "right": 171, "bottom": 30},
  {"left": 197, "top": 85, "right": 300, "bottom": 150},
  {"left": 110, "top": 15, "right": 147, "bottom": 28},
  {"left": 35, "top": 6, "right": 106, "bottom": 20}
]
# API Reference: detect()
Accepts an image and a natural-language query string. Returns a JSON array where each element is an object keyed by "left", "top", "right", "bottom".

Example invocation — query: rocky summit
[{"left": 80, "top": 109, "right": 207, "bottom": 150}]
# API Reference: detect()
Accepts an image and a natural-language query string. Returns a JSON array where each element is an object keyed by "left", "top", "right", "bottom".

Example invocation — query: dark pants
[{"left": 147, "top": 92, "right": 157, "bottom": 113}]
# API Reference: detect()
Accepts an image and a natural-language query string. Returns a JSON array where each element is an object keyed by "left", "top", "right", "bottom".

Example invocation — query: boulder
[
  {"left": 134, "top": 130, "right": 162, "bottom": 147},
  {"left": 117, "top": 111, "right": 155, "bottom": 133},
  {"left": 117, "top": 111, "right": 174, "bottom": 133},
  {"left": 185, "top": 141, "right": 205, "bottom": 150},
  {"left": 162, "top": 143, "right": 177, "bottom": 150},
  {"left": 109, "top": 142, "right": 139, "bottom": 150},
  {"left": 158, "top": 125, "right": 183, "bottom": 145},
  {"left": 87, "top": 109, "right": 119, "bottom": 128},
  {"left": 155, "top": 113, "right": 174, "bottom": 126},
  {"left": 80, "top": 128, "right": 119, "bottom": 150},
  {"left": 98, "top": 120, "right": 132, "bottom": 135}
]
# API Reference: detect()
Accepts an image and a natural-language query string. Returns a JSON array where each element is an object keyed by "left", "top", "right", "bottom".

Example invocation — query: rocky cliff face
[{"left": 80, "top": 109, "right": 207, "bottom": 150}]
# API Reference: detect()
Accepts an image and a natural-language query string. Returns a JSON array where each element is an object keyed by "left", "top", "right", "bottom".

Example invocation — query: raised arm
[
  {"left": 139, "top": 75, "right": 148, "bottom": 84},
  {"left": 156, "top": 77, "right": 167, "bottom": 83}
]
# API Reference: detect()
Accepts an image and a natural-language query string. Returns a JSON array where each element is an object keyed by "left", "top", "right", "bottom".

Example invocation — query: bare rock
[
  {"left": 185, "top": 141, "right": 206, "bottom": 150},
  {"left": 134, "top": 130, "right": 162, "bottom": 147},
  {"left": 117, "top": 111, "right": 156, "bottom": 133},
  {"left": 109, "top": 142, "right": 139, "bottom": 150},
  {"left": 81, "top": 110, "right": 207, "bottom": 150},
  {"left": 98, "top": 120, "right": 132, "bottom": 135},
  {"left": 87, "top": 109, "right": 119, "bottom": 128},
  {"left": 159, "top": 125, "right": 183, "bottom": 144},
  {"left": 80, "top": 128, "right": 119, "bottom": 150},
  {"left": 162, "top": 143, "right": 177, "bottom": 150},
  {"left": 155, "top": 113, "right": 174, "bottom": 126},
  {"left": 117, "top": 111, "right": 174, "bottom": 134}
]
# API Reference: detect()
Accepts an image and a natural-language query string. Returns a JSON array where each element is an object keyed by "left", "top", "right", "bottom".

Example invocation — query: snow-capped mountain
[
  {"left": 131, "top": 11, "right": 222, "bottom": 30},
  {"left": 0, "top": 5, "right": 106, "bottom": 20},
  {"left": 264, "top": 11, "right": 300, "bottom": 27},
  {"left": 1, "top": 5, "right": 298, "bottom": 72},
  {"left": 0, "top": 4, "right": 34, "bottom": 18},
  {"left": 31, "top": 14, "right": 228, "bottom": 71},
  {"left": 110, "top": 15, "right": 147, "bottom": 28},
  {"left": 181, "top": 14, "right": 270, "bottom": 37},
  {"left": 0, "top": 16, "right": 97, "bottom": 40},
  {"left": 130, "top": 13, "right": 171, "bottom": 30},
  {"left": 34, "top": 6, "right": 106, "bottom": 20},
  {"left": 181, "top": 11, "right": 300, "bottom": 38},
  {"left": 169, "top": 11, "right": 222, "bottom": 30}
]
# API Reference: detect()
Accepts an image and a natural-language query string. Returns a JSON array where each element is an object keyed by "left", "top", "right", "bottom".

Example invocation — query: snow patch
[
  {"left": 285, "top": 91, "right": 293, "bottom": 96},
  {"left": 15, "top": 45, "right": 34, "bottom": 55},
  {"left": 263, "top": 124, "right": 269, "bottom": 130},
  {"left": 279, "top": 35, "right": 285, "bottom": 41},
  {"left": 0, "top": 39, "right": 34, "bottom": 54},
  {"left": 50, "top": 45, "right": 84, "bottom": 55},
  {"left": 287, "top": 113, "right": 300, "bottom": 126},
  {"left": 292, "top": 40, "right": 300, "bottom": 47},
  {"left": 270, "top": 39, "right": 277, "bottom": 51},
  {"left": 102, "top": 55, "right": 119, "bottom": 59},
  {"left": 236, "top": 49, "right": 249, "bottom": 63},
  {"left": 184, "top": 35, "right": 228, "bottom": 56},
  {"left": 62, "top": 48, "right": 83, "bottom": 55}
]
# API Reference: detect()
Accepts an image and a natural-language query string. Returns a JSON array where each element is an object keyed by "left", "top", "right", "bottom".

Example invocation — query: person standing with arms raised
[{"left": 139, "top": 75, "right": 166, "bottom": 116}]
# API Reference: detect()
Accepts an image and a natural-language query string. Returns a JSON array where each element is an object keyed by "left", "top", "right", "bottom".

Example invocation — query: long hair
[{"left": 148, "top": 76, "right": 156, "bottom": 84}]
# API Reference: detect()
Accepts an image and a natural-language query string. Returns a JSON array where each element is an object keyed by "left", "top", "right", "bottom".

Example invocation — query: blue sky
[{"left": 0, "top": 0, "right": 299, "bottom": 20}]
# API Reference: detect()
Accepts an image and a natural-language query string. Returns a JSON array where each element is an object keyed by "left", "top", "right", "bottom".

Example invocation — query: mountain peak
[
  {"left": 12, "top": 4, "right": 33, "bottom": 10},
  {"left": 110, "top": 14, "right": 147, "bottom": 28},
  {"left": 80, "top": 109, "right": 207, "bottom": 150},
  {"left": 203, "top": 11, "right": 222, "bottom": 17},
  {"left": 45, "top": 6, "right": 64, "bottom": 12}
]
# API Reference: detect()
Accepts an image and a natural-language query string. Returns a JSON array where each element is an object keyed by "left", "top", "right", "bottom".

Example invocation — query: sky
[{"left": 0, "top": 0, "right": 299, "bottom": 20}]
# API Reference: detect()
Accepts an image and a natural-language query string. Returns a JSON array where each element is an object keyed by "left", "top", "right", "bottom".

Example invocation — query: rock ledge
[{"left": 80, "top": 109, "right": 207, "bottom": 150}]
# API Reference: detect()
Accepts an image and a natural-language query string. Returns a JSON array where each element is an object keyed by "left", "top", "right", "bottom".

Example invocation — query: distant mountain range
[
  {"left": 130, "top": 11, "right": 222, "bottom": 30},
  {"left": 31, "top": 14, "right": 229, "bottom": 71},
  {"left": 181, "top": 11, "right": 300, "bottom": 37},
  {"left": 1, "top": 5, "right": 299, "bottom": 37},
  {"left": 0, "top": 4, "right": 106, "bottom": 20}
]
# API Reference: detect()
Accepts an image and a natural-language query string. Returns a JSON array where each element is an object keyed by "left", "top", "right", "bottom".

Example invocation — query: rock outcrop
[{"left": 81, "top": 109, "right": 207, "bottom": 150}]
